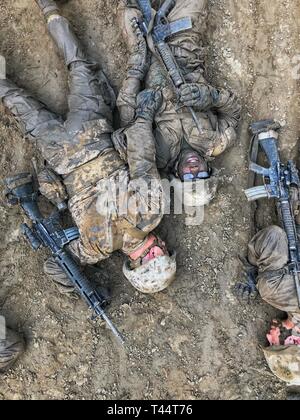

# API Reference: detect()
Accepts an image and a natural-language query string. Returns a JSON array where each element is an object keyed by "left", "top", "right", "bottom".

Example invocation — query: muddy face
[{"left": 177, "top": 150, "right": 209, "bottom": 181}]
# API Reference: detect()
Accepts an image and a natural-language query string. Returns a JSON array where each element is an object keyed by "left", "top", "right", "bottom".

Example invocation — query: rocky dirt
[{"left": 0, "top": 0, "right": 299, "bottom": 400}]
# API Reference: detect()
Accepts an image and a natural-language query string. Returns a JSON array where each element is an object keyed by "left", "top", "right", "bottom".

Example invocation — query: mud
[{"left": 1, "top": 0, "right": 299, "bottom": 400}]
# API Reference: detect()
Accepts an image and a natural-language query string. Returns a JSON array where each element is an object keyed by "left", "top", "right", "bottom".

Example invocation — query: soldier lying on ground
[
  {"left": 0, "top": 0, "right": 176, "bottom": 294},
  {"left": 0, "top": 316, "right": 24, "bottom": 373},
  {"left": 236, "top": 122, "right": 300, "bottom": 392},
  {"left": 239, "top": 226, "right": 300, "bottom": 391},
  {"left": 116, "top": 0, "right": 241, "bottom": 205}
]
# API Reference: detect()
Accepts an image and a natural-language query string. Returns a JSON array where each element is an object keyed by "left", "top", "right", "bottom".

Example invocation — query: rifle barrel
[{"left": 100, "top": 311, "right": 125, "bottom": 345}]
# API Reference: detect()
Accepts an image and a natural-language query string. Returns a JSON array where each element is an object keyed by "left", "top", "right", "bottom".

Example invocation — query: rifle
[
  {"left": 244, "top": 120, "right": 300, "bottom": 307},
  {"left": 5, "top": 174, "right": 125, "bottom": 345},
  {"left": 136, "top": 0, "right": 203, "bottom": 134}
]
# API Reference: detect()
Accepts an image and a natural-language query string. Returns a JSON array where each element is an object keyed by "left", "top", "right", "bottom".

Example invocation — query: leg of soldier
[
  {"left": 248, "top": 225, "right": 300, "bottom": 327},
  {"left": 168, "top": 0, "right": 208, "bottom": 38},
  {"left": 0, "top": 79, "right": 63, "bottom": 139},
  {"left": 148, "top": 0, "right": 208, "bottom": 82},
  {"left": 38, "top": 2, "right": 113, "bottom": 134},
  {"left": 248, "top": 226, "right": 289, "bottom": 272},
  {"left": 0, "top": 317, "right": 24, "bottom": 373}
]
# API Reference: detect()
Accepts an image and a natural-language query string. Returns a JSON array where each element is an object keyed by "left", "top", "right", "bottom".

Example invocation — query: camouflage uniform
[
  {"left": 248, "top": 226, "right": 300, "bottom": 327},
  {"left": 0, "top": 12, "right": 164, "bottom": 265},
  {"left": 117, "top": 0, "right": 241, "bottom": 173},
  {"left": 0, "top": 317, "right": 24, "bottom": 373}
]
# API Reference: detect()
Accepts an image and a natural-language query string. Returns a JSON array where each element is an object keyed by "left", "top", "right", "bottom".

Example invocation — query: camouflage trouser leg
[
  {"left": 46, "top": 14, "right": 114, "bottom": 134},
  {"left": 0, "top": 317, "right": 24, "bottom": 373},
  {"left": 0, "top": 79, "right": 63, "bottom": 138},
  {"left": 248, "top": 226, "right": 300, "bottom": 327},
  {"left": 0, "top": 10, "right": 113, "bottom": 155},
  {"left": 168, "top": 0, "right": 208, "bottom": 37},
  {"left": 146, "top": 0, "right": 207, "bottom": 85}
]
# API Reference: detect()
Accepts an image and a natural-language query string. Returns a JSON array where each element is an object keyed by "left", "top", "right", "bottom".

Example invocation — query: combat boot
[{"left": 35, "top": 0, "right": 60, "bottom": 17}]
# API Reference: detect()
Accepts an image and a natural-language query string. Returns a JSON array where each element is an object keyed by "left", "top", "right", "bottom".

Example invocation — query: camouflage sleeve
[
  {"left": 116, "top": 76, "right": 141, "bottom": 128},
  {"left": 38, "top": 167, "right": 68, "bottom": 210},
  {"left": 125, "top": 118, "right": 159, "bottom": 180},
  {"left": 213, "top": 89, "right": 241, "bottom": 129},
  {"left": 169, "top": 39, "right": 207, "bottom": 84},
  {"left": 209, "top": 89, "right": 241, "bottom": 157}
]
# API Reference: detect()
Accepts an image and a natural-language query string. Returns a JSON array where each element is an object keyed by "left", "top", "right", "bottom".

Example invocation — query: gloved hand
[
  {"left": 235, "top": 280, "right": 259, "bottom": 303},
  {"left": 234, "top": 257, "right": 259, "bottom": 304},
  {"left": 127, "top": 17, "right": 151, "bottom": 81},
  {"left": 136, "top": 89, "right": 163, "bottom": 121},
  {"left": 179, "top": 83, "right": 219, "bottom": 111}
]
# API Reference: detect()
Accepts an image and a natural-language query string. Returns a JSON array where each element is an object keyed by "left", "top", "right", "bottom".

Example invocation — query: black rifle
[
  {"left": 244, "top": 120, "right": 300, "bottom": 307},
  {"left": 136, "top": 0, "right": 203, "bottom": 134},
  {"left": 5, "top": 174, "right": 125, "bottom": 344}
]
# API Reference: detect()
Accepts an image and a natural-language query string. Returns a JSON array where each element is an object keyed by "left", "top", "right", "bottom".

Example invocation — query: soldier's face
[
  {"left": 178, "top": 150, "right": 209, "bottom": 181},
  {"left": 142, "top": 245, "right": 166, "bottom": 265}
]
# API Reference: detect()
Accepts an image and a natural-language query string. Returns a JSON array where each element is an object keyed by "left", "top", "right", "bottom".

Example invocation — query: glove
[
  {"left": 136, "top": 89, "right": 163, "bottom": 121},
  {"left": 127, "top": 17, "right": 150, "bottom": 81},
  {"left": 179, "top": 83, "right": 219, "bottom": 110},
  {"left": 234, "top": 257, "right": 259, "bottom": 304}
]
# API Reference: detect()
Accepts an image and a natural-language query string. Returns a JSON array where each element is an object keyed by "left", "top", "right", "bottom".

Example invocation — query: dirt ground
[{"left": 0, "top": 0, "right": 300, "bottom": 400}]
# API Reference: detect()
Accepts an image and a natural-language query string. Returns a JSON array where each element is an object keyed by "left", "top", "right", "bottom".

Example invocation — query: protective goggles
[{"left": 182, "top": 171, "right": 211, "bottom": 181}]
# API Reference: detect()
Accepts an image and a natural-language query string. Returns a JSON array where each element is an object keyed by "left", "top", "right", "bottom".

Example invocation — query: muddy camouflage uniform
[
  {"left": 246, "top": 226, "right": 300, "bottom": 388},
  {"left": 117, "top": 0, "right": 241, "bottom": 173},
  {"left": 0, "top": 12, "right": 163, "bottom": 265},
  {"left": 248, "top": 226, "right": 300, "bottom": 328}
]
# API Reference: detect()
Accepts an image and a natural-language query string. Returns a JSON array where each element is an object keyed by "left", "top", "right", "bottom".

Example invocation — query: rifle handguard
[{"left": 244, "top": 186, "right": 269, "bottom": 202}]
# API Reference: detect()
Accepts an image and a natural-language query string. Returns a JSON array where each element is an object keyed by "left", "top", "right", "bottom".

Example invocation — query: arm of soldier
[
  {"left": 117, "top": 77, "right": 142, "bottom": 128},
  {"left": 170, "top": 38, "right": 218, "bottom": 111},
  {"left": 208, "top": 89, "right": 241, "bottom": 157},
  {"left": 117, "top": 16, "right": 150, "bottom": 127},
  {"left": 38, "top": 167, "right": 68, "bottom": 210},
  {"left": 125, "top": 89, "right": 162, "bottom": 181},
  {"left": 184, "top": 89, "right": 241, "bottom": 158}
]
